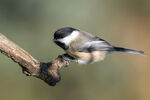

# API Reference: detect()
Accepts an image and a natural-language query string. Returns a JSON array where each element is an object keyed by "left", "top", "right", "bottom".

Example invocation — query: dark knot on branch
[{"left": 0, "top": 33, "right": 67, "bottom": 86}]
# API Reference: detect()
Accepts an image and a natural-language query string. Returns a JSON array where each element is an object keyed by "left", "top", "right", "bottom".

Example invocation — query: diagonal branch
[{"left": 0, "top": 33, "right": 67, "bottom": 86}]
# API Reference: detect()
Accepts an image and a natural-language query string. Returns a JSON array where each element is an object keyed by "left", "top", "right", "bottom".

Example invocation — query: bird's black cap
[{"left": 54, "top": 27, "right": 78, "bottom": 39}]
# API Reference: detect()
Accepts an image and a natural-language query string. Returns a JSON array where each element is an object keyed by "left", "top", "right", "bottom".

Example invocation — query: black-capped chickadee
[{"left": 53, "top": 27, "right": 145, "bottom": 64}]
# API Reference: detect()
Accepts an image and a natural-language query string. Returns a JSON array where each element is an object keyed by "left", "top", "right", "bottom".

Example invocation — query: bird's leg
[{"left": 61, "top": 54, "right": 77, "bottom": 67}]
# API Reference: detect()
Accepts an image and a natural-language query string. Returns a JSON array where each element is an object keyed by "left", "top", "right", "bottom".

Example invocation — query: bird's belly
[{"left": 66, "top": 50, "right": 107, "bottom": 64}]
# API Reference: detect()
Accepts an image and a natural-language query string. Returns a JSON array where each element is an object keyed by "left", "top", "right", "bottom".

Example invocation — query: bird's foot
[{"left": 61, "top": 54, "right": 77, "bottom": 67}]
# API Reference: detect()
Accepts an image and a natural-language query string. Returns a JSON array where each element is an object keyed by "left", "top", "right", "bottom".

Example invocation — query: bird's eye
[
  {"left": 54, "top": 34, "right": 61, "bottom": 39},
  {"left": 54, "top": 33, "right": 66, "bottom": 39}
]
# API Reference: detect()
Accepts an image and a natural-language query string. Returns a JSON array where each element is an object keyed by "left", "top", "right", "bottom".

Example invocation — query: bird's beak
[{"left": 53, "top": 39, "right": 57, "bottom": 42}]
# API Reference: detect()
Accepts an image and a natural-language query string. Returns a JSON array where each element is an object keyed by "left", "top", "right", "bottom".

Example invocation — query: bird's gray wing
[{"left": 76, "top": 38, "right": 113, "bottom": 52}]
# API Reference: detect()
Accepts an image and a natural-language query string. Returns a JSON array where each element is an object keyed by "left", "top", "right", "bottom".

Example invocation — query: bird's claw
[{"left": 61, "top": 55, "right": 71, "bottom": 67}]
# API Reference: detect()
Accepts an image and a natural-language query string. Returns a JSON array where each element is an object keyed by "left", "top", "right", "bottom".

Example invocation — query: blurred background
[{"left": 0, "top": 0, "right": 150, "bottom": 100}]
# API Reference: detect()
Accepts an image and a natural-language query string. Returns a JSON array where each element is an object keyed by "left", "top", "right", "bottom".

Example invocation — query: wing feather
[{"left": 77, "top": 38, "right": 113, "bottom": 52}]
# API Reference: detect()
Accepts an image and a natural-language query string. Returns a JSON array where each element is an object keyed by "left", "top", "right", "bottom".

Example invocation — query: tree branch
[{"left": 0, "top": 33, "right": 67, "bottom": 86}]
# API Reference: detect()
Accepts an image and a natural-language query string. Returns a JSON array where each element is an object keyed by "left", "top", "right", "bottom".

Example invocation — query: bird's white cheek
[
  {"left": 58, "top": 30, "right": 80, "bottom": 45},
  {"left": 58, "top": 37, "right": 72, "bottom": 46}
]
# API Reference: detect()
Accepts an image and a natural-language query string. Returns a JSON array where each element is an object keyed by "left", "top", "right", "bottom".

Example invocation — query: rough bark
[{"left": 0, "top": 33, "right": 67, "bottom": 86}]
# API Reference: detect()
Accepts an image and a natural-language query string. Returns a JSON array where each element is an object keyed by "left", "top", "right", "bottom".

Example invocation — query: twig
[{"left": 0, "top": 33, "right": 67, "bottom": 86}]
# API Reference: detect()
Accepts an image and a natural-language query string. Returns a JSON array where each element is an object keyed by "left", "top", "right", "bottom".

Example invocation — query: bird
[{"left": 53, "top": 27, "right": 145, "bottom": 64}]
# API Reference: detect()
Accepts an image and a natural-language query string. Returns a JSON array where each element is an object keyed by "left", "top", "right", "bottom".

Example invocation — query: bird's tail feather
[{"left": 113, "top": 46, "right": 145, "bottom": 56}]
